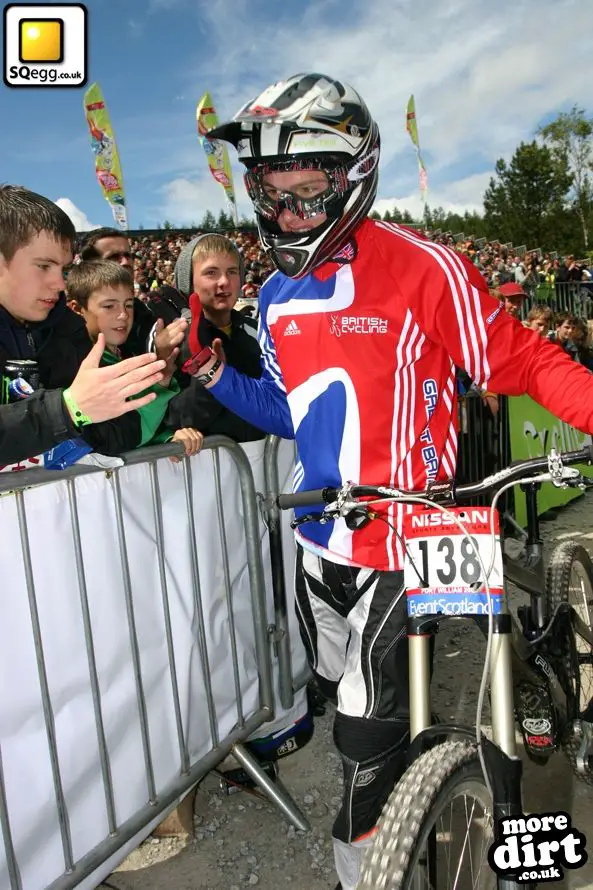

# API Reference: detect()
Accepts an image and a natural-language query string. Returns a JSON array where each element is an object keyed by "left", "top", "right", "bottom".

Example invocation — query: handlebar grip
[
  {"left": 277, "top": 488, "right": 337, "bottom": 510},
  {"left": 560, "top": 445, "right": 593, "bottom": 466}
]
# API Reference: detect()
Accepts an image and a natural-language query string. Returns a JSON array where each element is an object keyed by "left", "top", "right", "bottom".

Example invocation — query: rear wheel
[
  {"left": 545, "top": 541, "right": 593, "bottom": 783},
  {"left": 359, "top": 741, "right": 495, "bottom": 890}
]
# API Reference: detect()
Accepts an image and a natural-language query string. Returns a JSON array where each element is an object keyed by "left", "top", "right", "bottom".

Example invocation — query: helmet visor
[{"left": 244, "top": 159, "right": 349, "bottom": 221}]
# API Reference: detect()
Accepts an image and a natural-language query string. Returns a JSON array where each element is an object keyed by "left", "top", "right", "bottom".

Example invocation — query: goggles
[{"left": 244, "top": 159, "right": 350, "bottom": 221}]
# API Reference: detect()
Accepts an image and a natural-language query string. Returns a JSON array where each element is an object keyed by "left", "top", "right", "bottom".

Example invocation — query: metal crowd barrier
[
  {"left": 455, "top": 390, "right": 515, "bottom": 515},
  {"left": 0, "top": 437, "right": 308, "bottom": 890},
  {"left": 262, "top": 437, "right": 312, "bottom": 705},
  {"left": 520, "top": 281, "right": 593, "bottom": 320}
]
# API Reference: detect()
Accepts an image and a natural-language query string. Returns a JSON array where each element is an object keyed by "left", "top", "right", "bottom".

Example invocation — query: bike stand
[{"left": 230, "top": 742, "right": 311, "bottom": 832}]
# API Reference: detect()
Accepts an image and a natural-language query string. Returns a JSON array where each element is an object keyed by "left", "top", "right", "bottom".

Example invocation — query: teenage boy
[
  {"left": 0, "top": 185, "right": 166, "bottom": 465},
  {"left": 163, "top": 234, "right": 267, "bottom": 442}
]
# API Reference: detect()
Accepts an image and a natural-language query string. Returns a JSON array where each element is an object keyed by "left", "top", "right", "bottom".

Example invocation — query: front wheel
[{"left": 359, "top": 741, "right": 496, "bottom": 890}]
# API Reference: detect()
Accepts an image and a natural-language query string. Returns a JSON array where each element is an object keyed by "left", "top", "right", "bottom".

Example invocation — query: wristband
[
  {"left": 195, "top": 358, "right": 222, "bottom": 386},
  {"left": 62, "top": 388, "right": 93, "bottom": 428},
  {"left": 182, "top": 346, "right": 216, "bottom": 377}
]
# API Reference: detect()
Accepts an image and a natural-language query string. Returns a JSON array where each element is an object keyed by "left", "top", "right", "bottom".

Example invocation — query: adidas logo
[{"left": 285, "top": 320, "right": 301, "bottom": 336}]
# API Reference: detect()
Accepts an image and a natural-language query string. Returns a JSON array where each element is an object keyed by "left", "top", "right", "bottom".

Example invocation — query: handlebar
[
  {"left": 276, "top": 444, "right": 593, "bottom": 511},
  {"left": 277, "top": 488, "right": 335, "bottom": 509}
]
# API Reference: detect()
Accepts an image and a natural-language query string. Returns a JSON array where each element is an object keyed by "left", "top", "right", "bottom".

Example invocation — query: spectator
[
  {"left": 0, "top": 185, "right": 167, "bottom": 465},
  {"left": 164, "top": 234, "right": 267, "bottom": 442},
  {"left": 81, "top": 228, "right": 188, "bottom": 367},
  {"left": 555, "top": 255, "right": 583, "bottom": 284},
  {"left": 80, "top": 226, "right": 134, "bottom": 270},
  {"left": 548, "top": 312, "right": 582, "bottom": 362},
  {"left": 525, "top": 306, "right": 553, "bottom": 337},
  {"left": 571, "top": 317, "right": 593, "bottom": 370},
  {"left": 67, "top": 261, "right": 203, "bottom": 456},
  {"left": 496, "top": 282, "right": 527, "bottom": 319}
]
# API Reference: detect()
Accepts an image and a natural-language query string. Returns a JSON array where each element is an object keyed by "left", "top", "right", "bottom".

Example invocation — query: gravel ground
[{"left": 101, "top": 492, "right": 593, "bottom": 890}]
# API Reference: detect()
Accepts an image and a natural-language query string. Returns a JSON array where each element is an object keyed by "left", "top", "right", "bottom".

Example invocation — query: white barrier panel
[{"left": 0, "top": 439, "right": 307, "bottom": 890}]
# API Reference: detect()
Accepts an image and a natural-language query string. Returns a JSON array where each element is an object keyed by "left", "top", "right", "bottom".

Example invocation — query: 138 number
[{"left": 417, "top": 536, "right": 481, "bottom": 587}]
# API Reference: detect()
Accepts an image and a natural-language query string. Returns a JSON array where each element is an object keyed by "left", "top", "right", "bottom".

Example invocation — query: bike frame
[
  {"left": 275, "top": 444, "right": 593, "bottom": 889},
  {"left": 406, "top": 479, "right": 593, "bottom": 889}
]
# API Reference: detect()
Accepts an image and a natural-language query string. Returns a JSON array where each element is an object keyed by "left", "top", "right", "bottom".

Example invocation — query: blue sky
[{"left": 2, "top": 0, "right": 592, "bottom": 230}]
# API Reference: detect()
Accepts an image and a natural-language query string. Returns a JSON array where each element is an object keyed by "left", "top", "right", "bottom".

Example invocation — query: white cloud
[
  {"left": 173, "top": 0, "right": 593, "bottom": 217},
  {"left": 54, "top": 198, "right": 99, "bottom": 231},
  {"left": 158, "top": 171, "right": 252, "bottom": 226},
  {"left": 373, "top": 172, "right": 493, "bottom": 221}
]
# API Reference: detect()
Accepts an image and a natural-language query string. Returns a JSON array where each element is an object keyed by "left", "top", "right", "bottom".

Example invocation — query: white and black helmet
[{"left": 207, "top": 73, "right": 380, "bottom": 278}]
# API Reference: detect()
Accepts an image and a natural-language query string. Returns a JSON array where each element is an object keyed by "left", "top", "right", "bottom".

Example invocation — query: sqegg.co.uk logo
[{"left": 3, "top": 3, "right": 87, "bottom": 88}]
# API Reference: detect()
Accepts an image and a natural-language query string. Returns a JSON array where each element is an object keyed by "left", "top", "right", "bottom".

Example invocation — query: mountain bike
[{"left": 276, "top": 446, "right": 593, "bottom": 889}]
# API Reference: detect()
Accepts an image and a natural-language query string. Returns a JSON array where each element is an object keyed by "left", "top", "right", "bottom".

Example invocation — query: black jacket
[
  {"left": 0, "top": 390, "right": 80, "bottom": 467},
  {"left": 165, "top": 307, "right": 267, "bottom": 442},
  {"left": 0, "top": 297, "right": 142, "bottom": 463},
  {"left": 145, "top": 286, "right": 190, "bottom": 326}
]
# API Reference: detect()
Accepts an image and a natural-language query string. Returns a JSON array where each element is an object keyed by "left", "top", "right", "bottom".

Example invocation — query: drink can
[
  {"left": 8, "top": 377, "right": 35, "bottom": 399},
  {"left": 2, "top": 360, "right": 40, "bottom": 404}
]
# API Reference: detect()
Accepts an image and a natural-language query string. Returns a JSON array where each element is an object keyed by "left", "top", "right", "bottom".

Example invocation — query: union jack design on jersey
[
  {"left": 332, "top": 240, "right": 357, "bottom": 264},
  {"left": 210, "top": 218, "right": 593, "bottom": 571}
]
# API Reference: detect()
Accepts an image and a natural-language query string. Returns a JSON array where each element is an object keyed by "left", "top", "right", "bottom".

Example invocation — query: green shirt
[{"left": 101, "top": 349, "right": 180, "bottom": 447}]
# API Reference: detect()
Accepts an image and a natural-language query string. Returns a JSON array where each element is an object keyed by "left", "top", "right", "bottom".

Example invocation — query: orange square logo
[{"left": 19, "top": 19, "right": 63, "bottom": 63}]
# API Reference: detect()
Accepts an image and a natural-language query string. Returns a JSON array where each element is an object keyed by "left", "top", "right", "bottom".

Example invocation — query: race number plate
[{"left": 403, "top": 506, "right": 505, "bottom": 616}]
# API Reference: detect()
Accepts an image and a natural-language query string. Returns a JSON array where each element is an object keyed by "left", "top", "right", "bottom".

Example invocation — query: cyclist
[{"left": 187, "top": 73, "right": 593, "bottom": 890}]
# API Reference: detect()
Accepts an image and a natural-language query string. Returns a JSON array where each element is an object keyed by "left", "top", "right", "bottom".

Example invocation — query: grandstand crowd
[
  {"left": 88, "top": 225, "right": 593, "bottom": 305},
  {"left": 99, "top": 229, "right": 273, "bottom": 308},
  {"left": 90, "top": 222, "right": 593, "bottom": 366}
]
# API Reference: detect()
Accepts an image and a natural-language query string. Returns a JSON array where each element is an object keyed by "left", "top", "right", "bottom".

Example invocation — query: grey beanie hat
[
  {"left": 174, "top": 232, "right": 245, "bottom": 296},
  {"left": 174, "top": 234, "right": 209, "bottom": 297}
]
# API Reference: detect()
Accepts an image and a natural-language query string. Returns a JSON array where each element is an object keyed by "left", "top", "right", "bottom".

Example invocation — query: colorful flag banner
[
  {"left": 406, "top": 95, "right": 428, "bottom": 204},
  {"left": 83, "top": 82, "right": 128, "bottom": 229},
  {"left": 196, "top": 91, "right": 238, "bottom": 225}
]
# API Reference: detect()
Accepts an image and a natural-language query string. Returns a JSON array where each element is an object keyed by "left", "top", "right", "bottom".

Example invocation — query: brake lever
[
  {"left": 290, "top": 512, "right": 325, "bottom": 528},
  {"left": 551, "top": 467, "right": 582, "bottom": 489},
  {"left": 571, "top": 474, "right": 593, "bottom": 490},
  {"left": 290, "top": 508, "right": 342, "bottom": 528}
]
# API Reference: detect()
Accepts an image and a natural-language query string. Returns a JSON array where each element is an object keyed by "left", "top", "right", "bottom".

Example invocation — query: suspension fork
[
  {"left": 408, "top": 612, "right": 532, "bottom": 889},
  {"left": 408, "top": 617, "right": 434, "bottom": 741}
]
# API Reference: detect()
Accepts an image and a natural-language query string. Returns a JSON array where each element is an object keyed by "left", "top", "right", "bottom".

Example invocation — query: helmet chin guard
[{"left": 207, "top": 73, "right": 381, "bottom": 278}]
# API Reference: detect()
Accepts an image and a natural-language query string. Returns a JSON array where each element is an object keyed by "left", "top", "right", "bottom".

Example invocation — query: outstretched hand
[
  {"left": 67, "top": 334, "right": 166, "bottom": 424},
  {"left": 154, "top": 317, "right": 188, "bottom": 362}
]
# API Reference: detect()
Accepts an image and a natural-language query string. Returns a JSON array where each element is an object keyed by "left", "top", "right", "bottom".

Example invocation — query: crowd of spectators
[
  {"left": 78, "top": 221, "right": 593, "bottom": 370},
  {"left": 97, "top": 229, "right": 276, "bottom": 309},
  {"left": 108, "top": 223, "right": 593, "bottom": 312},
  {"left": 1, "top": 183, "right": 281, "bottom": 470},
  {"left": 427, "top": 232, "right": 593, "bottom": 299}
]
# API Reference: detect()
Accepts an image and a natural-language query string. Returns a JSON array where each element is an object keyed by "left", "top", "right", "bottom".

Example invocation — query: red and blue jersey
[{"left": 210, "top": 219, "right": 593, "bottom": 571}]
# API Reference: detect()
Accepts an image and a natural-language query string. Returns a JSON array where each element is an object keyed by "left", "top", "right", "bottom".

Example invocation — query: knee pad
[
  {"left": 332, "top": 712, "right": 410, "bottom": 843},
  {"left": 333, "top": 711, "right": 408, "bottom": 762}
]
